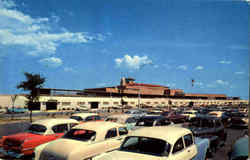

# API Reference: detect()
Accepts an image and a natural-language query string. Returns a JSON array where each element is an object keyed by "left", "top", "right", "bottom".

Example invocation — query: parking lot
[{"left": 0, "top": 112, "right": 248, "bottom": 160}]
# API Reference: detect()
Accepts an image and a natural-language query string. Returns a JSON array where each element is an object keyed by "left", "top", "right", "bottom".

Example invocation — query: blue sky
[{"left": 0, "top": 0, "right": 249, "bottom": 99}]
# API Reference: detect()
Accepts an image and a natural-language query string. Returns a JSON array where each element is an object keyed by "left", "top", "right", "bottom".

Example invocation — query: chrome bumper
[{"left": 0, "top": 147, "right": 24, "bottom": 158}]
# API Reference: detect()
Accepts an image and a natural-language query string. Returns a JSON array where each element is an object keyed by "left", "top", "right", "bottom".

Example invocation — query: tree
[{"left": 17, "top": 72, "right": 46, "bottom": 122}]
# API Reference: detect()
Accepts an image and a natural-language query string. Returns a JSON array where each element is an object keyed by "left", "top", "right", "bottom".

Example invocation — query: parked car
[
  {"left": 34, "top": 121, "right": 129, "bottom": 160},
  {"left": 94, "top": 126, "right": 210, "bottom": 160},
  {"left": 7, "top": 107, "right": 28, "bottom": 114},
  {"left": 134, "top": 115, "right": 173, "bottom": 128},
  {"left": 0, "top": 106, "right": 7, "bottom": 114},
  {"left": 105, "top": 114, "right": 139, "bottom": 130},
  {"left": 161, "top": 111, "right": 187, "bottom": 123},
  {"left": 229, "top": 112, "right": 248, "bottom": 128},
  {"left": 124, "top": 109, "right": 146, "bottom": 117},
  {"left": 70, "top": 113, "right": 102, "bottom": 123},
  {"left": 186, "top": 116, "right": 227, "bottom": 155},
  {"left": 228, "top": 135, "right": 248, "bottom": 160},
  {"left": 76, "top": 105, "right": 89, "bottom": 112},
  {"left": 180, "top": 109, "right": 198, "bottom": 120},
  {"left": 0, "top": 118, "right": 79, "bottom": 158}
]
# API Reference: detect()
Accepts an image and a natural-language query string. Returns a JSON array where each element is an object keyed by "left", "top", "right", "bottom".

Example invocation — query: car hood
[
  {"left": 40, "top": 138, "right": 89, "bottom": 159},
  {"left": 94, "top": 150, "right": 164, "bottom": 160},
  {"left": 3, "top": 132, "right": 43, "bottom": 143}
]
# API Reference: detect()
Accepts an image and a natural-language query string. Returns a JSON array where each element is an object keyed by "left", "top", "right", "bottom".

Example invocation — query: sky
[{"left": 0, "top": 0, "right": 249, "bottom": 99}]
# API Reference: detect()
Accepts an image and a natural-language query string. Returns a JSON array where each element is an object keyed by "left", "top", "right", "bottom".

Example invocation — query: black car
[
  {"left": 226, "top": 112, "right": 248, "bottom": 128},
  {"left": 186, "top": 116, "right": 227, "bottom": 155},
  {"left": 135, "top": 115, "right": 173, "bottom": 127}
]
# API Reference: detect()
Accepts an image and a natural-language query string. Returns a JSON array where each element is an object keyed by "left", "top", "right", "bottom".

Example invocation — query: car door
[
  {"left": 171, "top": 137, "right": 186, "bottom": 160},
  {"left": 104, "top": 128, "right": 121, "bottom": 151},
  {"left": 183, "top": 134, "right": 197, "bottom": 159}
]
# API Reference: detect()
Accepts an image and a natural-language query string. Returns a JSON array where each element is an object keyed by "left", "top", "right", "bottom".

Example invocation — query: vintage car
[
  {"left": 105, "top": 114, "right": 139, "bottom": 130},
  {"left": 180, "top": 109, "right": 198, "bottom": 120},
  {"left": 186, "top": 116, "right": 227, "bottom": 155},
  {"left": 134, "top": 115, "right": 174, "bottom": 128},
  {"left": 0, "top": 118, "right": 79, "bottom": 158},
  {"left": 34, "top": 121, "right": 129, "bottom": 160},
  {"left": 124, "top": 109, "right": 146, "bottom": 117},
  {"left": 7, "top": 107, "right": 29, "bottom": 114},
  {"left": 161, "top": 111, "right": 187, "bottom": 124},
  {"left": 70, "top": 113, "right": 102, "bottom": 123},
  {"left": 94, "top": 126, "right": 211, "bottom": 160},
  {"left": 229, "top": 112, "right": 248, "bottom": 128},
  {"left": 228, "top": 135, "right": 248, "bottom": 160}
]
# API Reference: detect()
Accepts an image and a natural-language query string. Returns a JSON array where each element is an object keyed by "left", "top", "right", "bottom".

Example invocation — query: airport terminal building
[{"left": 0, "top": 78, "right": 248, "bottom": 111}]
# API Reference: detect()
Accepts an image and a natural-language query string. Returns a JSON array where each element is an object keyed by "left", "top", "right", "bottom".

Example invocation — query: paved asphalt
[{"left": 0, "top": 120, "right": 248, "bottom": 160}]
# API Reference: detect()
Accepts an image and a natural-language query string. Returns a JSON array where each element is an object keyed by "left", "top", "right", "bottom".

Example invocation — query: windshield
[
  {"left": 120, "top": 136, "right": 170, "bottom": 157},
  {"left": 27, "top": 124, "right": 47, "bottom": 134},
  {"left": 63, "top": 129, "right": 96, "bottom": 141},
  {"left": 70, "top": 116, "right": 83, "bottom": 121}
]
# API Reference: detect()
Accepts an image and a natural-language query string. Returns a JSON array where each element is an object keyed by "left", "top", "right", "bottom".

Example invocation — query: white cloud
[
  {"left": 166, "top": 83, "right": 176, "bottom": 88},
  {"left": 115, "top": 54, "right": 153, "bottom": 70},
  {"left": 219, "top": 60, "right": 232, "bottom": 64},
  {"left": 177, "top": 65, "right": 188, "bottom": 71},
  {"left": 215, "top": 80, "right": 229, "bottom": 85},
  {"left": 39, "top": 57, "right": 62, "bottom": 67},
  {"left": 96, "top": 83, "right": 108, "bottom": 87},
  {"left": 234, "top": 71, "right": 244, "bottom": 75},
  {"left": 64, "top": 67, "right": 77, "bottom": 73},
  {"left": 0, "top": 0, "right": 106, "bottom": 56},
  {"left": 195, "top": 66, "right": 204, "bottom": 70}
]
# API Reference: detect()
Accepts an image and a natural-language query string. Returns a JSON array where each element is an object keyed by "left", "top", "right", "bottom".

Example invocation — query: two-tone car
[
  {"left": 94, "top": 126, "right": 210, "bottom": 160},
  {"left": 105, "top": 114, "right": 139, "bottom": 130},
  {"left": 34, "top": 121, "right": 129, "bottom": 160},
  {"left": 70, "top": 113, "right": 102, "bottom": 123},
  {"left": 0, "top": 118, "right": 79, "bottom": 158}
]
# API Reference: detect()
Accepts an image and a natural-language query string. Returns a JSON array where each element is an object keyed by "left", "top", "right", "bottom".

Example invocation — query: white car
[
  {"left": 35, "top": 121, "right": 129, "bottom": 160},
  {"left": 70, "top": 113, "right": 102, "bottom": 122},
  {"left": 94, "top": 126, "right": 198, "bottom": 160},
  {"left": 180, "top": 110, "right": 197, "bottom": 120}
]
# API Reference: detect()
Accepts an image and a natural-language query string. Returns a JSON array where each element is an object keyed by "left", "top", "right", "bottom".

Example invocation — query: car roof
[
  {"left": 32, "top": 118, "right": 79, "bottom": 128},
  {"left": 139, "top": 115, "right": 166, "bottom": 120},
  {"left": 106, "top": 114, "right": 138, "bottom": 123},
  {"left": 129, "top": 126, "right": 191, "bottom": 145},
  {"left": 71, "top": 113, "right": 98, "bottom": 118},
  {"left": 73, "top": 121, "right": 124, "bottom": 132},
  {"left": 184, "top": 110, "right": 197, "bottom": 112},
  {"left": 192, "top": 115, "right": 220, "bottom": 120}
]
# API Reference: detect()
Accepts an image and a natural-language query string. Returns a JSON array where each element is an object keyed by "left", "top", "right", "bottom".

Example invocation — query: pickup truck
[{"left": 93, "top": 126, "right": 210, "bottom": 160}]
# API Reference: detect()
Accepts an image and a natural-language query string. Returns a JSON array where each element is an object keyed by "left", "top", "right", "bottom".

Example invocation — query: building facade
[{"left": 0, "top": 78, "right": 248, "bottom": 111}]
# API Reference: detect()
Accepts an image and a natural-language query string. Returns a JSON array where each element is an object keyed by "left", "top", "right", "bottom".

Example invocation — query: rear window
[
  {"left": 63, "top": 129, "right": 96, "bottom": 141},
  {"left": 70, "top": 116, "right": 83, "bottom": 121},
  {"left": 27, "top": 124, "right": 47, "bottom": 134}
]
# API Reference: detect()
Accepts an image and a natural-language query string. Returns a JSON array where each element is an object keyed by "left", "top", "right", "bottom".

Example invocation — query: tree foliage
[{"left": 17, "top": 72, "right": 46, "bottom": 103}]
